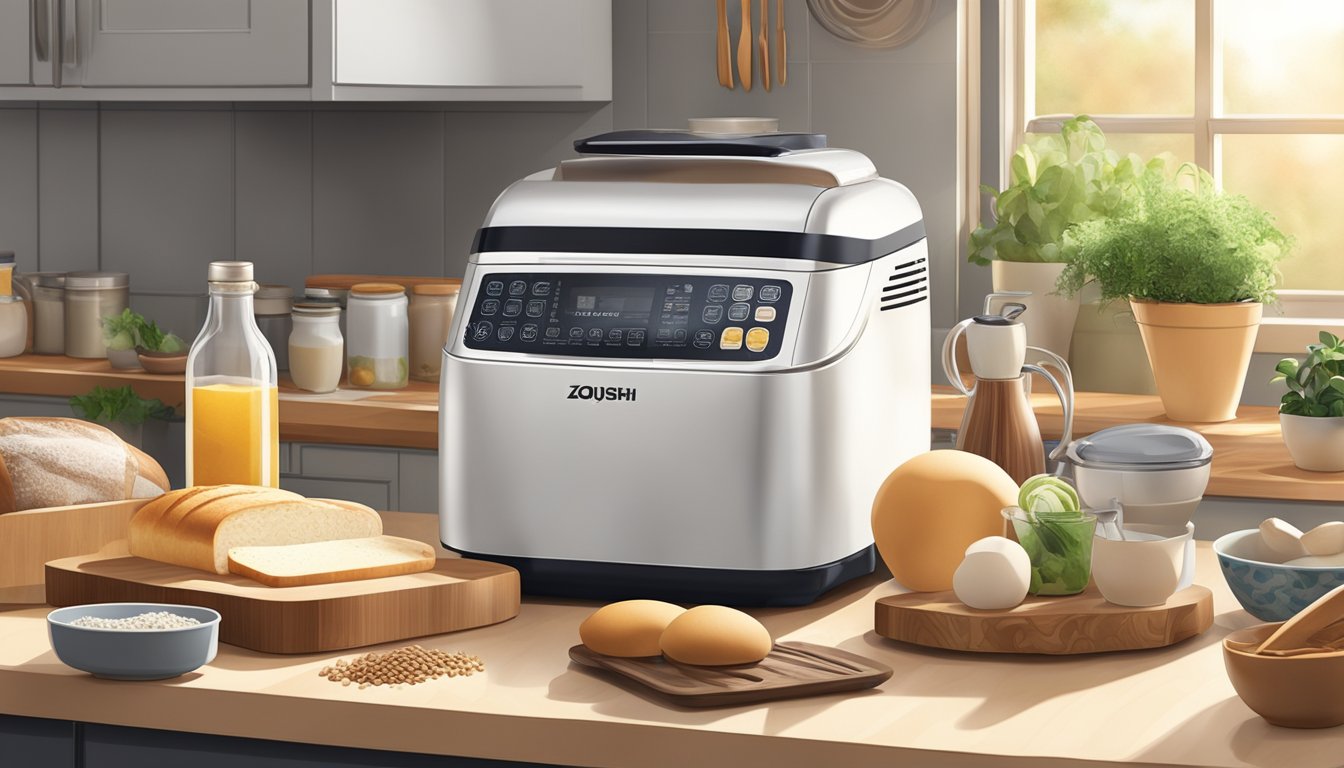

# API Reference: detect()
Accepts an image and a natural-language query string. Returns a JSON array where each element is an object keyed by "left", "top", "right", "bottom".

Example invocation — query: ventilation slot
[{"left": 880, "top": 257, "right": 928, "bottom": 311}]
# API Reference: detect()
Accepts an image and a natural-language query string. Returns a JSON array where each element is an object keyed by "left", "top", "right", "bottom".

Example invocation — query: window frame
[{"left": 1001, "top": 0, "right": 1344, "bottom": 350}]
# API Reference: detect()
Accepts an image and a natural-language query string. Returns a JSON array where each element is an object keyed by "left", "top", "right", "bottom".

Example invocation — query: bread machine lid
[{"left": 1065, "top": 424, "right": 1213, "bottom": 471}]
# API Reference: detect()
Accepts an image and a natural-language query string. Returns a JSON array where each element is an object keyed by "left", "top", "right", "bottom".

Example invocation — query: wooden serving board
[
  {"left": 569, "top": 641, "right": 893, "bottom": 707},
  {"left": 46, "top": 553, "right": 519, "bottom": 654},
  {"left": 875, "top": 585, "right": 1214, "bottom": 655},
  {"left": 0, "top": 499, "right": 145, "bottom": 603}
]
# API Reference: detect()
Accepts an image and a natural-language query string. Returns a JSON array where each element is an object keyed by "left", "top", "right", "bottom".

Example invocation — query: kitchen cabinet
[
  {"left": 280, "top": 442, "right": 438, "bottom": 513},
  {"left": 0, "top": 2, "right": 32, "bottom": 86}
]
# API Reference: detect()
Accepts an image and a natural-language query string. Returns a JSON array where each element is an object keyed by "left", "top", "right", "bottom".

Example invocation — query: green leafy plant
[
  {"left": 69, "top": 385, "right": 171, "bottom": 426},
  {"left": 100, "top": 308, "right": 185, "bottom": 353},
  {"left": 1057, "top": 172, "right": 1290, "bottom": 304},
  {"left": 968, "top": 115, "right": 1170, "bottom": 266},
  {"left": 1273, "top": 331, "right": 1344, "bottom": 417}
]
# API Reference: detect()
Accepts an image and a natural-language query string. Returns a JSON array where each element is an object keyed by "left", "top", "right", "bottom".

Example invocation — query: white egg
[
  {"left": 1259, "top": 518, "right": 1308, "bottom": 562},
  {"left": 953, "top": 536, "right": 1031, "bottom": 610},
  {"left": 1285, "top": 553, "right": 1344, "bottom": 568},
  {"left": 1302, "top": 522, "right": 1344, "bottom": 558}
]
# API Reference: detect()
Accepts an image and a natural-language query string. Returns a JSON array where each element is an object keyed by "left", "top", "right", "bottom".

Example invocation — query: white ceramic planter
[
  {"left": 1280, "top": 413, "right": 1344, "bottom": 472},
  {"left": 991, "top": 260, "right": 1080, "bottom": 361}
]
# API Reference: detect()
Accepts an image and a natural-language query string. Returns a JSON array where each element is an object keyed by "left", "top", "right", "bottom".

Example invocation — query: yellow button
[
  {"left": 745, "top": 327, "right": 769, "bottom": 352},
  {"left": 720, "top": 327, "right": 744, "bottom": 350},
  {"left": 754, "top": 306, "right": 777, "bottom": 322}
]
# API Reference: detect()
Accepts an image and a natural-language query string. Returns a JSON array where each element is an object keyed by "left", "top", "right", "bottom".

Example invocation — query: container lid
[
  {"left": 0, "top": 294, "right": 20, "bottom": 304},
  {"left": 412, "top": 283, "right": 460, "bottom": 296},
  {"left": 350, "top": 282, "right": 405, "bottom": 296},
  {"left": 64, "top": 271, "right": 129, "bottom": 289},
  {"left": 304, "top": 287, "right": 349, "bottom": 298},
  {"left": 207, "top": 261, "right": 254, "bottom": 282},
  {"left": 1066, "top": 424, "right": 1214, "bottom": 471},
  {"left": 292, "top": 302, "right": 341, "bottom": 317},
  {"left": 0, "top": 252, "right": 13, "bottom": 266},
  {"left": 254, "top": 283, "right": 293, "bottom": 300},
  {"left": 34, "top": 273, "right": 66, "bottom": 288}
]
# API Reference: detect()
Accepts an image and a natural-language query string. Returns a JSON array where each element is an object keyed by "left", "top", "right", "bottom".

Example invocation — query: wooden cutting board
[
  {"left": 569, "top": 641, "right": 893, "bottom": 707},
  {"left": 875, "top": 585, "right": 1213, "bottom": 655},
  {"left": 0, "top": 499, "right": 145, "bottom": 603},
  {"left": 46, "top": 553, "right": 519, "bottom": 654}
]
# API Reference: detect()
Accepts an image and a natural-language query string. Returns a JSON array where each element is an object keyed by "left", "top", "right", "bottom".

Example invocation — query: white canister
[
  {"left": 254, "top": 284, "right": 294, "bottom": 372},
  {"left": 346, "top": 283, "right": 408, "bottom": 390},
  {"left": 63, "top": 272, "right": 130, "bottom": 359},
  {"left": 0, "top": 296, "right": 27, "bottom": 357},
  {"left": 288, "top": 303, "right": 344, "bottom": 394}
]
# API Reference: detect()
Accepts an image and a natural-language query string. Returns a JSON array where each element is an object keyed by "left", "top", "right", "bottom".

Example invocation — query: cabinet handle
[
  {"left": 33, "top": 0, "right": 50, "bottom": 63},
  {"left": 54, "top": 0, "right": 76, "bottom": 87}
]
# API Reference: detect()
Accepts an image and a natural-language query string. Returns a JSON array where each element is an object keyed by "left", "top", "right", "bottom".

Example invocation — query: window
[{"left": 1003, "top": 0, "right": 1344, "bottom": 349}]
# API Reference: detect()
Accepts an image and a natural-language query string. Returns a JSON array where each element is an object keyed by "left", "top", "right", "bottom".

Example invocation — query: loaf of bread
[
  {"left": 129, "top": 485, "right": 383, "bottom": 574},
  {"left": 227, "top": 535, "right": 436, "bottom": 587},
  {"left": 0, "top": 417, "right": 170, "bottom": 514}
]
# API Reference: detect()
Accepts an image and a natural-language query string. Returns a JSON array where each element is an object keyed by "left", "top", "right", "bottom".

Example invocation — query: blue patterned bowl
[{"left": 1214, "top": 529, "right": 1344, "bottom": 622}]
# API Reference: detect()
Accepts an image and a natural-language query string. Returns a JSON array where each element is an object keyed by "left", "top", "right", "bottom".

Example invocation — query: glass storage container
[
  {"left": 28, "top": 273, "right": 66, "bottom": 355},
  {"left": 0, "top": 252, "right": 13, "bottom": 296},
  {"left": 288, "top": 303, "right": 344, "bottom": 394},
  {"left": 63, "top": 272, "right": 130, "bottom": 359},
  {"left": 185, "top": 261, "right": 279, "bottom": 488},
  {"left": 346, "top": 283, "right": 408, "bottom": 390},
  {"left": 253, "top": 284, "right": 294, "bottom": 372},
  {"left": 408, "top": 283, "right": 459, "bottom": 383},
  {"left": 0, "top": 296, "right": 26, "bottom": 357}
]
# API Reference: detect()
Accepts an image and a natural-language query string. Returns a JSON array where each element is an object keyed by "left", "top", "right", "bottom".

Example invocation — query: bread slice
[
  {"left": 0, "top": 417, "right": 169, "bottom": 514},
  {"left": 129, "top": 485, "right": 382, "bottom": 574},
  {"left": 227, "top": 535, "right": 436, "bottom": 587}
]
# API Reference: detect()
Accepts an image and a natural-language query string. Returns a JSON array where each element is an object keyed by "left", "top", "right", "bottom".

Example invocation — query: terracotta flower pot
[
  {"left": 1279, "top": 413, "right": 1344, "bottom": 472},
  {"left": 1129, "top": 299, "right": 1261, "bottom": 423}
]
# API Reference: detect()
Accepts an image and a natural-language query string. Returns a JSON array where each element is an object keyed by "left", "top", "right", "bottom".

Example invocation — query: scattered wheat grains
[{"left": 319, "top": 645, "right": 485, "bottom": 689}]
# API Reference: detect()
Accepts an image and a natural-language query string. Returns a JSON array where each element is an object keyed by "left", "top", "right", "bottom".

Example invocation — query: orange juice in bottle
[{"left": 185, "top": 262, "right": 280, "bottom": 487}]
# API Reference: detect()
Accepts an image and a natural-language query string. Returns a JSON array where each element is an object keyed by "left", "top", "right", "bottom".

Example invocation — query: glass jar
[
  {"left": 253, "top": 284, "right": 294, "bottom": 372},
  {"left": 346, "top": 283, "right": 408, "bottom": 390},
  {"left": 408, "top": 283, "right": 460, "bottom": 383},
  {"left": 63, "top": 272, "right": 130, "bottom": 359},
  {"left": 28, "top": 273, "right": 66, "bottom": 355},
  {"left": 0, "top": 296, "right": 26, "bottom": 357},
  {"left": 0, "top": 252, "right": 14, "bottom": 296},
  {"left": 185, "top": 261, "right": 279, "bottom": 488},
  {"left": 289, "top": 303, "right": 344, "bottom": 394}
]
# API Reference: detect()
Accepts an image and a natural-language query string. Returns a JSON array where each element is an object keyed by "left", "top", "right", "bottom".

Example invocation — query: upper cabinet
[{"left": 0, "top": 0, "right": 612, "bottom": 101}]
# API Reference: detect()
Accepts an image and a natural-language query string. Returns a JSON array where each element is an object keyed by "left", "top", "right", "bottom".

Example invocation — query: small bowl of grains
[{"left": 47, "top": 603, "right": 221, "bottom": 680}]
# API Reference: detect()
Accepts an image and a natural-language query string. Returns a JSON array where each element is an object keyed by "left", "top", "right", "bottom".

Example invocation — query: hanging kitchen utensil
[
  {"left": 777, "top": 0, "right": 787, "bottom": 85},
  {"left": 759, "top": 0, "right": 771, "bottom": 91},
  {"left": 738, "top": 0, "right": 753, "bottom": 91},
  {"left": 717, "top": 0, "right": 733, "bottom": 88}
]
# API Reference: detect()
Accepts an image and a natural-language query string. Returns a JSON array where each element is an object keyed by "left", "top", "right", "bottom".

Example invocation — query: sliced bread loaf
[
  {"left": 227, "top": 535, "right": 436, "bottom": 587},
  {"left": 0, "top": 417, "right": 170, "bottom": 514}
]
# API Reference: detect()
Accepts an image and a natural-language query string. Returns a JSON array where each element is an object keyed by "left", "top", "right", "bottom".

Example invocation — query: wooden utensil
[
  {"left": 1256, "top": 583, "right": 1344, "bottom": 655},
  {"left": 777, "top": 0, "right": 787, "bottom": 85},
  {"left": 758, "top": 0, "right": 771, "bottom": 91},
  {"left": 716, "top": 0, "right": 733, "bottom": 88},
  {"left": 569, "top": 641, "right": 892, "bottom": 707},
  {"left": 737, "top": 0, "right": 752, "bottom": 91}
]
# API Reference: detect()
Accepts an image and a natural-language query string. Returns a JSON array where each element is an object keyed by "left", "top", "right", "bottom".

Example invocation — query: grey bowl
[
  {"left": 1214, "top": 530, "right": 1344, "bottom": 622},
  {"left": 47, "top": 603, "right": 220, "bottom": 680}
]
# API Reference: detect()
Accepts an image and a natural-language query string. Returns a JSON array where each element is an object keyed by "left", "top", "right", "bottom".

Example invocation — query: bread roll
[
  {"left": 579, "top": 600, "right": 686, "bottom": 657},
  {"left": 659, "top": 605, "right": 773, "bottom": 666},
  {"left": 228, "top": 535, "right": 435, "bottom": 587},
  {"left": 129, "top": 485, "right": 383, "bottom": 574},
  {"left": 0, "top": 417, "right": 170, "bottom": 514}
]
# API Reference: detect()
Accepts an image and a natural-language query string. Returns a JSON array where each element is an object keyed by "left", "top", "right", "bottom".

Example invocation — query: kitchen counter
[
  {"left": 0, "top": 355, "right": 1338, "bottom": 501},
  {"left": 0, "top": 512, "right": 1328, "bottom": 768}
]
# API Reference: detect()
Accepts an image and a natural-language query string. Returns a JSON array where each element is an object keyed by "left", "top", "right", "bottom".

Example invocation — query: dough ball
[
  {"left": 579, "top": 600, "right": 685, "bottom": 657},
  {"left": 659, "top": 605, "right": 773, "bottom": 666},
  {"left": 953, "top": 536, "right": 1030, "bottom": 610}
]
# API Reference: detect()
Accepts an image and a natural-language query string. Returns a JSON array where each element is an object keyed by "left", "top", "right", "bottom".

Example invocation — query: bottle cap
[
  {"left": 207, "top": 261, "right": 254, "bottom": 283},
  {"left": 0, "top": 252, "right": 14, "bottom": 266}
]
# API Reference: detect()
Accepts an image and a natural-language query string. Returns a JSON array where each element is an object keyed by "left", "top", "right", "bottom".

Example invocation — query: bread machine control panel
[{"left": 463, "top": 272, "right": 792, "bottom": 360}]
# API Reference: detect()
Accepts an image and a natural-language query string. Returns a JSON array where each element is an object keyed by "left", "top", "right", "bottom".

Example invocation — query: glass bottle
[{"left": 185, "top": 261, "right": 279, "bottom": 487}]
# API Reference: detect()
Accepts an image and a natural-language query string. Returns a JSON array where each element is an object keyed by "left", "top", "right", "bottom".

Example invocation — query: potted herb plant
[
  {"left": 1272, "top": 332, "right": 1344, "bottom": 472},
  {"left": 69, "top": 384, "right": 171, "bottom": 448},
  {"left": 100, "top": 309, "right": 185, "bottom": 372},
  {"left": 970, "top": 116, "right": 1168, "bottom": 361},
  {"left": 1058, "top": 171, "right": 1291, "bottom": 422}
]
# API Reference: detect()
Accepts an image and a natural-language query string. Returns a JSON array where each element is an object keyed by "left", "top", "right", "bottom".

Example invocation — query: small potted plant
[
  {"left": 69, "top": 385, "right": 171, "bottom": 448},
  {"left": 100, "top": 309, "right": 186, "bottom": 373},
  {"left": 1058, "top": 171, "right": 1290, "bottom": 423},
  {"left": 970, "top": 116, "right": 1168, "bottom": 361},
  {"left": 1272, "top": 332, "right": 1344, "bottom": 472}
]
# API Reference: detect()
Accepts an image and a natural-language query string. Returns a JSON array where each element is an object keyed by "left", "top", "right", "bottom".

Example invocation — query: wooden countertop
[
  {"left": 0, "top": 512, "right": 1330, "bottom": 768},
  {"left": 1, "top": 355, "right": 1339, "bottom": 500}
]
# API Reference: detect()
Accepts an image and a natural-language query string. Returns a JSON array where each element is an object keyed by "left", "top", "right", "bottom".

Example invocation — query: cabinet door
[
  {"left": 0, "top": 0, "right": 32, "bottom": 85},
  {"left": 73, "top": 0, "right": 308, "bottom": 87}
]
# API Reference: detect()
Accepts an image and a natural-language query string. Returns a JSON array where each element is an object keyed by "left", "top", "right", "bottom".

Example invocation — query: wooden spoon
[
  {"left": 758, "top": 0, "right": 771, "bottom": 91},
  {"left": 716, "top": 0, "right": 733, "bottom": 88},
  {"left": 777, "top": 0, "right": 787, "bottom": 86},
  {"left": 738, "top": 0, "right": 752, "bottom": 91},
  {"left": 1256, "top": 583, "right": 1344, "bottom": 655}
]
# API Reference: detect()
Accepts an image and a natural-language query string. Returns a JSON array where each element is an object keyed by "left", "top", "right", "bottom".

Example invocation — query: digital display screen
[{"left": 566, "top": 286, "right": 653, "bottom": 319}]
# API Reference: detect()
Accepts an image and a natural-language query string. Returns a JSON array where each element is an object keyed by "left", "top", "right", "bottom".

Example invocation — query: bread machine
[{"left": 440, "top": 129, "right": 930, "bottom": 605}]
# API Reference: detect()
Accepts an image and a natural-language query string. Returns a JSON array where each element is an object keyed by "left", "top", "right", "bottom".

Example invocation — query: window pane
[
  {"left": 1222, "top": 0, "right": 1344, "bottom": 114},
  {"left": 1101, "top": 133, "right": 1196, "bottom": 168},
  {"left": 1221, "top": 135, "right": 1344, "bottom": 290},
  {"left": 1034, "top": 0, "right": 1194, "bottom": 116}
]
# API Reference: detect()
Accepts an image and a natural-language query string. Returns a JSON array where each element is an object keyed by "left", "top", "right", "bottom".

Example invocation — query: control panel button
[
  {"left": 497, "top": 326, "right": 515, "bottom": 342},
  {"left": 673, "top": 302, "right": 690, "bottom": 313},
  {"left": 472, "top": 322, "right": 493, "bottom": 342},
  {"left": 526, "top": 300, "right": 546, "bottom": 318},
  {"left": 728, "top": 303, "right": 751, "bottom": 322},
  {"left": 608, "top": 328, "right": 624, "bottom": 343},
  {"left": 545, "top": 326, "right": 561, "bottom": 339},
  {"left": 485, "top": 280, "right": 504, "bottom": 297},
  {"left": 480, "top": 299, "right": 500, "bottom": 316},
  {"left": 521, "top": 324, "right": 539, "bottom": 342},
  {"left": 720, "top": 327, "right": 744, "bottom": 350},
  {"left": 707, "top": 284, "right": 730, "bottom": 302},
  {"left": 673, "top": 329, "right": 687, "bottom": 342},
  {"left": 508, "top": 280, "right": 527, "bottom": 297},
  {"left": 503, "top": 299, "right": 523, "bottom": 317},
  {"left": 569, "top": 327, "right": 584, "bottom": 340},
  {"left": 702, "top": 305, "right": 724, "bottom": 324},
  {"left": 627, "top": 329, "right": 646, "bottom": 346},
  {"left": 746, "top": 327, "right": 769, "bottom": 352},
  {"left": 754, "top": 306, "right": 777, "bottom": 322},
  {"left": 532, "top": 281, "right": 551, "bottom": 296},
  {"left": 732, "top": 285, "right": 754, "bottom": 302},
  {"left": 656, "top": 328, "right": 672, "bottom": 341},
  {"left": 693, "top": 329, "right": 715, "bottom": 349},
  {"left": 587, "top": 328, "right": 604, "bottom": 341},
  {"left": 759, "top": 285, "right": 783, "bottom": 303}
]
